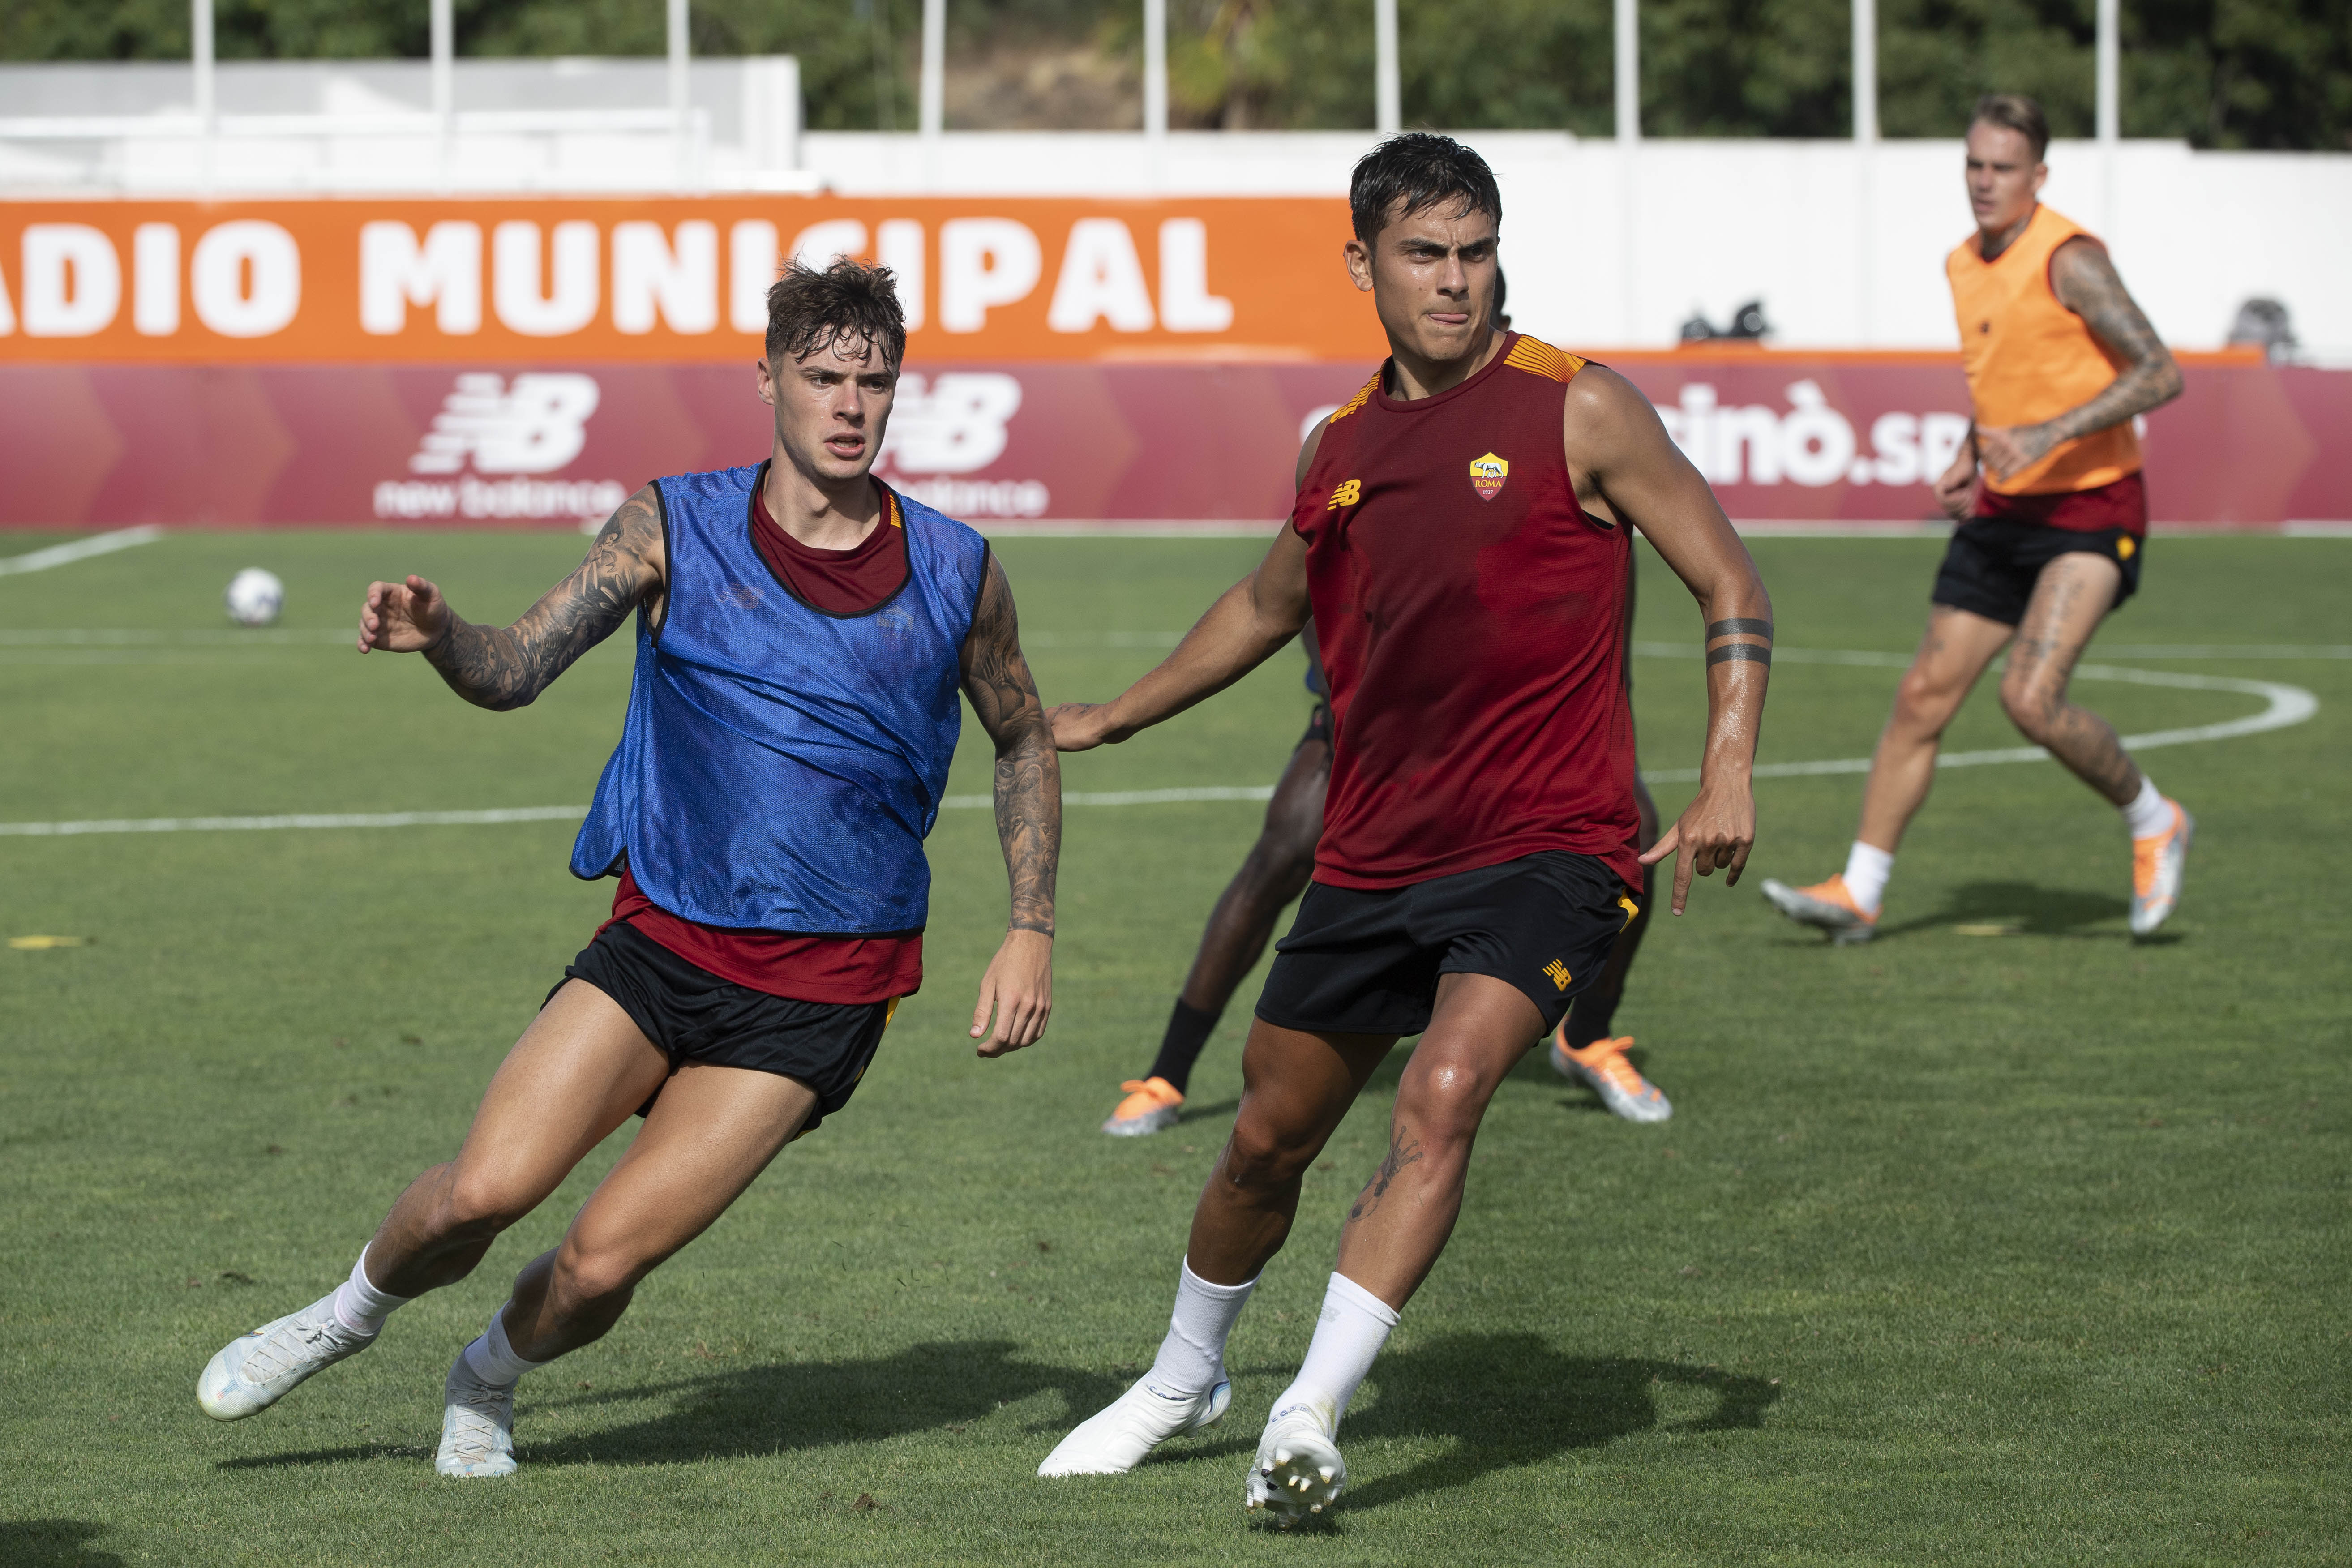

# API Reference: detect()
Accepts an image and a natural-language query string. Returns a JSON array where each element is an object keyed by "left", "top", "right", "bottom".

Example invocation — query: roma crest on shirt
[{"left": 1469, "top": 451, "right": 1508, "bottom": 501}]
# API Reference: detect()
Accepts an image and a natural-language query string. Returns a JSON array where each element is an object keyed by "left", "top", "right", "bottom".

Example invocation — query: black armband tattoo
[
  {"left": 1706, "top": 618, "right": 1774, "bottom": 640},
  {"left": 1706, "top": 643, "right": 1771, "bottom": 667}
]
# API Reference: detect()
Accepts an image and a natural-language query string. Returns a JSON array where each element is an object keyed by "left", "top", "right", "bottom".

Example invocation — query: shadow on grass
[
  {"left": 1336, "top": 1333, "right": 1780, "bottom": 1512},
  {"left": 0, "top": 1521, "right": 124, "bottom": 1567},
  {"left": 220, "top": 1340, "right": 1121, "bottom": 1472},
  {"left": 1869, "top": 880, "right": 2129, "bottom": 942}
]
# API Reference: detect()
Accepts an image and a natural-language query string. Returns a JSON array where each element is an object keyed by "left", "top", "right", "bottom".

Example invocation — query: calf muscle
[{"left": 2002, "top": 554, "right": 2140, "bottom": 804}]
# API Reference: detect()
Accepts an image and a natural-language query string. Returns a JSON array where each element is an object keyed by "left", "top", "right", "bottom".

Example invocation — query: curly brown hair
[{"left": 764, "top": 257, "right": 907, "bottom": 372}]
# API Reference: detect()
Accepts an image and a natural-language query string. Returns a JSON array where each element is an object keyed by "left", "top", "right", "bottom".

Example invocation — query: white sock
[
  {"left": 1268, "top": 1272, "right": 1400, "bottom": 1436},
  {"left": 460, "top": 1302, "right": 545, "bottom": 1388},
  {"left": 1842, "top": 840, "right": 1894, "bottom": 915},
  {"left": 2122, "top": 775, "right": 2171, "bottom": 839},
  {"left": 1141, "top": 1260, "right": 1258, "bottom": 1402},
  {"left": 330, "top": 1246, "right": 411, "bottom": 1336}
]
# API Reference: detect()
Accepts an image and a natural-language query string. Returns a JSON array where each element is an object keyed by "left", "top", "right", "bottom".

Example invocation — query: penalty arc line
[
  {"left": 0, "top": 663, "right": 2317, "bottom": 838},
  {"left": 0, "top": 527, "right": 168, "bottom": 578}
]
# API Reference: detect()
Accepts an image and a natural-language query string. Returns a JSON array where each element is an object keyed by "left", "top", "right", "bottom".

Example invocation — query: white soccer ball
[{"left": 224, "top": 568, "right": 285, "bottom": 627}]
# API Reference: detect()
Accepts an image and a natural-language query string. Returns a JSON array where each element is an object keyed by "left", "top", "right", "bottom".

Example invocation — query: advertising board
[{"left": 2, "top": 198, "right": 2344, "bottom": 527}]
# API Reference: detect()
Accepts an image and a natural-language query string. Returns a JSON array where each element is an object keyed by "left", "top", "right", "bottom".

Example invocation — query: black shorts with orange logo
[
  {"left": 1254, "top": 851, "right": 1635, "bottom": 1038},
  {"left": 1934, "top": 476, "right": 2148, "bottom": 625}
]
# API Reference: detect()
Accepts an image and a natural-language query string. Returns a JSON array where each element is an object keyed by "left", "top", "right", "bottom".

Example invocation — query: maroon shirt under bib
[{"left": 1291, "top": 332, "right": 1641, "bottom": 893}]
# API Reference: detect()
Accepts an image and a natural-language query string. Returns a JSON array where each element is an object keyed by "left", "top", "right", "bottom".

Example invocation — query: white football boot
[
  {"left": 435, "top": 1351, "right": 519, "bottom": 1478},
  {"left": 197, "top": 1291, "right": 377, "bottom": 1420},
  {"left": 1245, "top": 1403, "right": 1346, "bottom": 1526},
  {"left": 1037, "top": 1374, "right": 1231, "bottom": 1476}
]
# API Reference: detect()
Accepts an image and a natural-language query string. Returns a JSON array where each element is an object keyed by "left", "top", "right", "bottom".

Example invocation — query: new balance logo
[
  {"left": 879, "top": 372, "right": 1023, "bottom": 476},
  {"left": 409, "top": 372, "right": 600, "bottom": 476},
  {"left": 1542, "top": 959, "right": 1572, "bottom": 991},
  {"left": 1328, "top": 478, "right": 1361, "bottom": 510}
]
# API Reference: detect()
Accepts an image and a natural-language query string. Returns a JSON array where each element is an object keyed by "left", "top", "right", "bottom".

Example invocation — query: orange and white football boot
[
  {"left": 1102, "top": 1076, "right": 1183, "bottom": 1137},
  {"left": 1760, "top": 872, "right": 1881, "bottom": 944},
  {"left": 2130, "top": 800, "right": 2193, "bottom": 937},
  {"left": 1548, "top": 1031, "right": 1672, "bottom": 1123}
]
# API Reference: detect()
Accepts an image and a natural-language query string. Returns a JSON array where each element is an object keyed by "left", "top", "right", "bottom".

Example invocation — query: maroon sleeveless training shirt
[{"left": 1291, "top": 332, "right": 1640, "bottom": 892}]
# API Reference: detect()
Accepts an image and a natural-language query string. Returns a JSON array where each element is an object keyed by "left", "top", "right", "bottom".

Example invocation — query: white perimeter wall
[{"left": 806, "top": 131, "right": 2352, "bottom": 359}]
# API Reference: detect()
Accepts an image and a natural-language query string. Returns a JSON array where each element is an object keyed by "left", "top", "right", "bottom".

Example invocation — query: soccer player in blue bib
[{"left": 195, "top": 260, "right": 1060, "bottom": 1478}]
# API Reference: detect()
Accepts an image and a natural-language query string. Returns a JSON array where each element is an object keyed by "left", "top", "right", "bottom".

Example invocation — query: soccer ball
[{"left": 224, "top": 568, "right": 284, "bottom": 627}]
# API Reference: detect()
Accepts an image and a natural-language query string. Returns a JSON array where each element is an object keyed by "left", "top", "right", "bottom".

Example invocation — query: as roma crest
[{"left": 1469, "top": 452, "right": 1508, "bottom": 501}]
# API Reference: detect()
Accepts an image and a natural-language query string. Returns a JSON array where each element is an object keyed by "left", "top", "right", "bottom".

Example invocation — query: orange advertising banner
[{"left": 0, "top": 196, "right": 1379, "bottom": 364}]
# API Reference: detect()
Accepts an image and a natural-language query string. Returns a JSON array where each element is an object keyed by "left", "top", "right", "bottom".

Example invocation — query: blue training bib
[{"left": 571, "top": 463, "right": 988, "bottom": 935}]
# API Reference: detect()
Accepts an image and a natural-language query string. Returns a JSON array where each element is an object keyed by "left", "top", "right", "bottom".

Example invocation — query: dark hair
[
  {"left": 764, "top": 257, "right": 906, "bottom": 372},
  {"left": 1969, "top": 94, "right": 2050, "bottom": 163},
  {"left": 1491, "top": 267, "right": 1509, "bottom": 330},
  {"left": 1349, "top": 132, "right": 1502, "bottom": 248}
]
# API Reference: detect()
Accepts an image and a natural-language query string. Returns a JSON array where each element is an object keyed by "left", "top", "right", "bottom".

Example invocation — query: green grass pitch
[{"left": 1, "top": 528, "right": 2346, "bottom": 1566}]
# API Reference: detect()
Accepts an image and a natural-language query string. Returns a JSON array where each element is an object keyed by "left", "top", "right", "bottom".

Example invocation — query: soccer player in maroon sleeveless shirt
[
  {"left": 1036, "top": 134, "right": 1773, "bottom": 1522},
  {"left": 1099, "top": 274, "right": 1673, "bottom": 1141}
]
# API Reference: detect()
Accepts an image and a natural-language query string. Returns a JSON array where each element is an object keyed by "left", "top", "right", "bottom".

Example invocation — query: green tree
[{"left": 3, "top": 0, "right": 2343, "bottom": 146}]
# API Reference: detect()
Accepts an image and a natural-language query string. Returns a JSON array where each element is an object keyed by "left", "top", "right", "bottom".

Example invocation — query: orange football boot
[{"left": 1102, "top": 1076, "right": 1183, "bottom": 1138}]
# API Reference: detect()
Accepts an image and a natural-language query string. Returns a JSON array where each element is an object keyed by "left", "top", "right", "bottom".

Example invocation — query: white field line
[
  {"left": 0, "top": 806, "right": 588, "bottom": 838},
  {"left": 0, "top": 527, "right": 167, "bottom": 577},
  {"left": 0, "top": 655, "right": 2318, "bottom": 838},
  {"left": 1634, "top": 659, "right": 2319, "bottom": 784},
  {"left": 941, "top": 785, "right": 1275, "bottom": 810},
  {"left": 8, "top": 629, "right": 2350, "bottom": 660},
  {"left": 0, "top": 627, "right": 351, "bottom": 645}
]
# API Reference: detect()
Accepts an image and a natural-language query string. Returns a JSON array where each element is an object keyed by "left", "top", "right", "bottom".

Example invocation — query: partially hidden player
[
  {"left": 1035, "top": 134, "right": 1770, "bottom": 1522},
  {"left": 195, "top": 260, "right": 1060, "bottom": 1477},
  {"left": 1104, "top": 274, "right": 1671, "bottom": 1139},
  {"left": 1762, "top": 94, "right": 2189, "bottom": 943}
]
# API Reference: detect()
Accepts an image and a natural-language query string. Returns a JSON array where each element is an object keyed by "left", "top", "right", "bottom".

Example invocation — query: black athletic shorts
[
  {"left": 556, "top": 920, "right": 895, "bottom": 1133},
  {"left": 1932, "top": 518, "right": 2144, "bottom": 626},
  {"left": 1255, "top": 851, "right": 1637, "bottom": 1038}
]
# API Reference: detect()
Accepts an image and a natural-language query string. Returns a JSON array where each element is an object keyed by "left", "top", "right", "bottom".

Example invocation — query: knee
[
  {"left": 1242, "top": 818, "right": 1320, "bottom": 899},
  {"left": 436, "top": 1167, "right": 534, "bottom": 1240},
  {"left": 1890, "top": 669, "right": 1960, "bottom": 734},
  {"left": 1221, "top": 1113, "right": 1318, "bottom": 1192},
  {"left": 1999, "top": 676, "right": 2060, "bottom": 741},
  {"left": 1394, "top": 1062, "right": 1491, "bottom": 1152},
  {"left": 548, "top": 1239, "right": 644, "bottom": 1313}
]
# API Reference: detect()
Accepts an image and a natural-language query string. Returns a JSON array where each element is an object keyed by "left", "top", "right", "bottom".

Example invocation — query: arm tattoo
[
  {"left": 960, "top": 555, "right": 1060, "bottom": 937},
  {"left": 1707, "top": 616, "right": 1772, "bottom": 667},
  {"left": 2044, "top": 241, "right": 2185, "bottom": 443},
  {"left": 425, "top": 488, "right": 663, "bottom": 711}
]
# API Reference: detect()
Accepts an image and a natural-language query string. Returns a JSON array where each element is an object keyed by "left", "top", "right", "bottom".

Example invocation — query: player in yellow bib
[{"left": 1764, "top": 94, "right": 2193, "bottom": 942}]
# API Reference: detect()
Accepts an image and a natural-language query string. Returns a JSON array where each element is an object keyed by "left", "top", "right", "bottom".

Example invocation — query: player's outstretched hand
[
  {"left": 970, "top": 928, "right": 1052, "bottom": 1057},
  {"left": 358, "top": 574, "right": 452, "bottom": 654},
  {"left": 1641, "top": 783, "right": 1757, "bottom": 915},
  {"left": 1044, "top": 702, "right": 1129, "bottom": 753}
]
